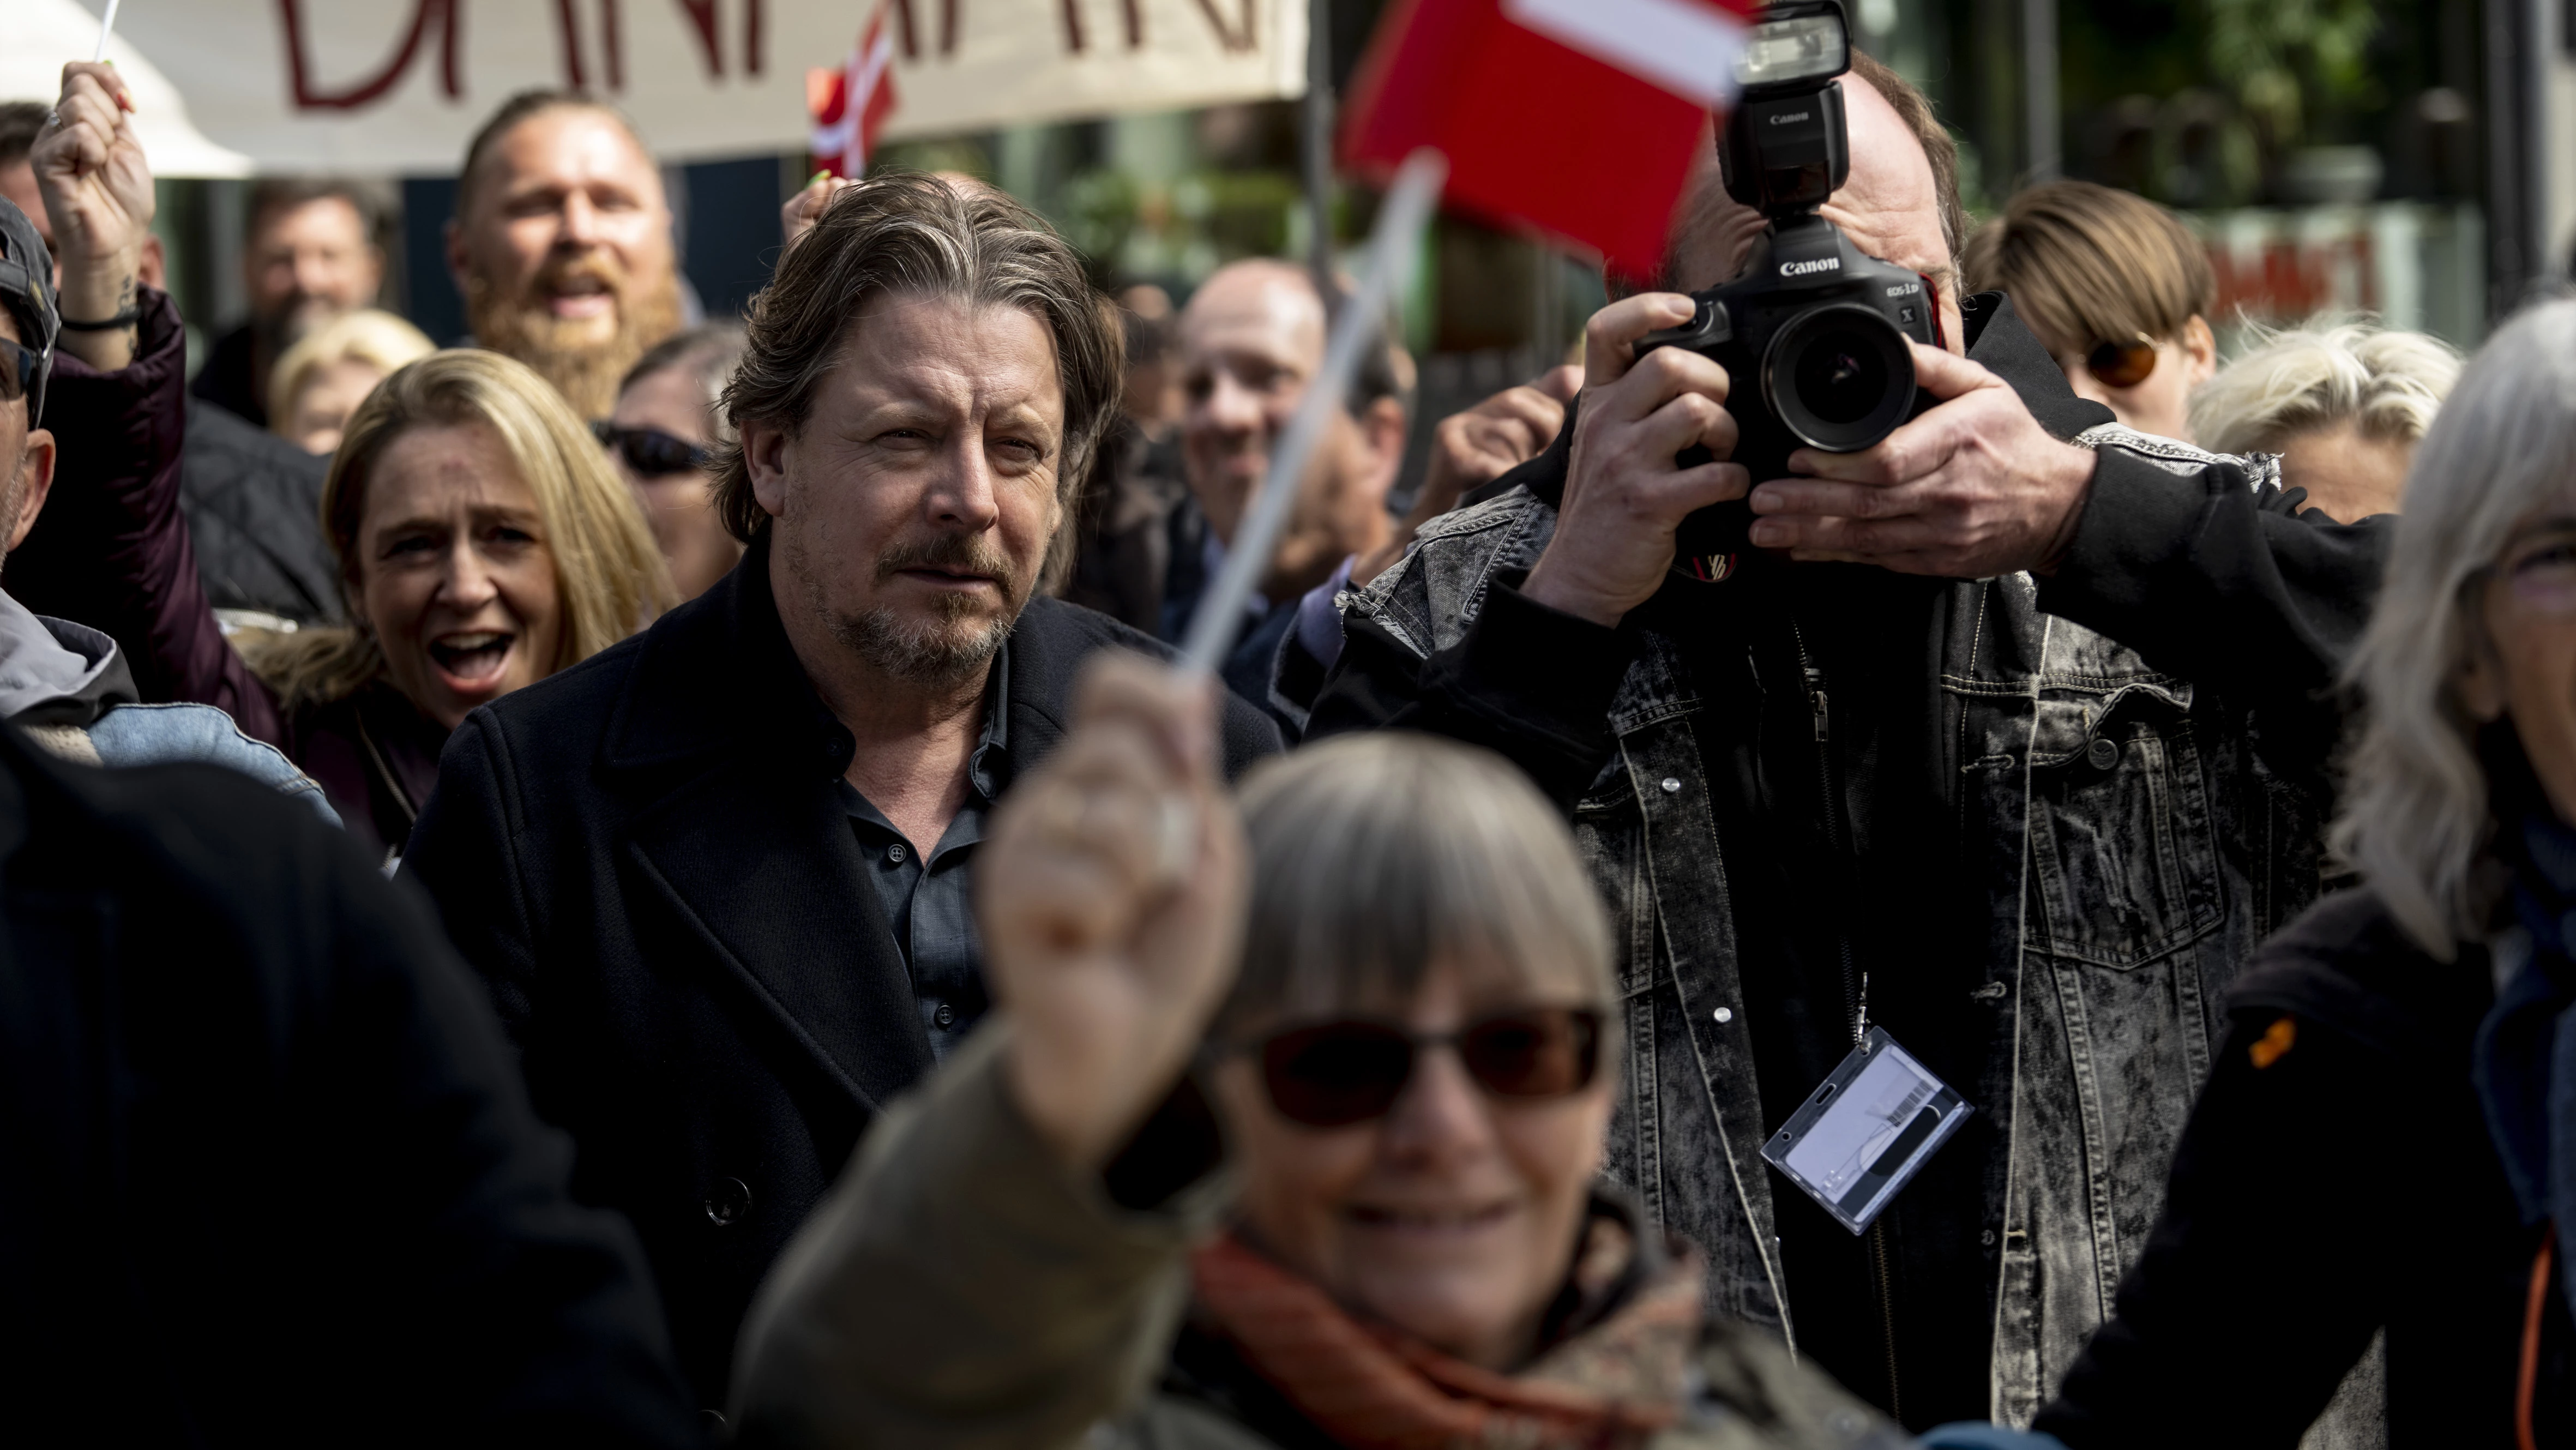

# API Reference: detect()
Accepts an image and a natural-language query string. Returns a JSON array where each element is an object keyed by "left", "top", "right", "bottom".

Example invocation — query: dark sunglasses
[
  {"left": 592, "top": 419, "right": 713, "bottom": 477},
  {"left": 2085, "top": 333, "right": 2159, "bottom": 389},
  {"left": 0, "top": 336, "right": 44, "bottom": 410},
  {"left": 1245, "top": 1007, "right": 1604, "bottom": 1128}
]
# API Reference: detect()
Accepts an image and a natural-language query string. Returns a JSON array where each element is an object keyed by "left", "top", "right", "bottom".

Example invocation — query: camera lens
[
  {"left": 1793, "top": 331, "right": 1888, "bottom": 426},
  {"left": 1762, "top": 304, "right": 1918, "bottom": 453}
]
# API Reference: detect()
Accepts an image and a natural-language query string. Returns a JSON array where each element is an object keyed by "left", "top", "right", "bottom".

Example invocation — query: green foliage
[{"left": 2202, "top": 0, "right": 2382, "bottom": 145}]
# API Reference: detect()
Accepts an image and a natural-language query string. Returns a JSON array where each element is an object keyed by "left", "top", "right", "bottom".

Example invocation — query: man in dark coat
[
  {"left": 405, "top": 174, "right": 1279, "bottom": 1413},
  {"left": 0, "top": 722, "right": 702, "bottom": 1447}
]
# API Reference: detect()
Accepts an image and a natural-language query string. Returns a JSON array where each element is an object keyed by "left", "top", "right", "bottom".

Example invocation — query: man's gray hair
[
  {"left": 1215, "top": 734, "right": 1615, "bottom": 1037},
  {"left": 2331, "top": 299, "right": 2576, "bottom": 956},
  {"left": 2190, "top": 321, "right": 2462, "bottom": 456},
  {"left": 710, "top": 172, "right": 1120, "bottom": 544}
]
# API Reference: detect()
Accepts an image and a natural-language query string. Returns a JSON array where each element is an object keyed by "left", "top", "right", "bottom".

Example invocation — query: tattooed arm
[{"left": 31, "top": 61, "right": 153, "bottom": 372}]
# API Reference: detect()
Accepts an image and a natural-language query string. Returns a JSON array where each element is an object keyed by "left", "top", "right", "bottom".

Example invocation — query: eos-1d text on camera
[{"left": 1638, "top": 1, "right": 1937, "bottom": 578}]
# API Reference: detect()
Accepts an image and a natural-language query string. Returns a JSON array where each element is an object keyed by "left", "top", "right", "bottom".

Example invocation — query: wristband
[{"left": 58, "top": 307, "right": 139, "bottom": 332}]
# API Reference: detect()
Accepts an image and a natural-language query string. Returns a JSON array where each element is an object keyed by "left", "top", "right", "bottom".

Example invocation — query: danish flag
[
  {"left": 808, "top": 6, "right": 900, "bottom": 179},
  {"left": 1343, "top": 0, "right": 1758, "bottom": 277}
]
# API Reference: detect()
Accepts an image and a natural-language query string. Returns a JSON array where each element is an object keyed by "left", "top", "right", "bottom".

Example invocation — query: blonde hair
[
  {"left": 265, "top": 308, "right": 437, "bottom": 435},
  {"left": 1217, "top": 735, "right": 1614, "bottom": 1036},
  {"left": 2189, "top": 321, "right": 2461, "bottom": 456},
  {"left": 2330, "top": 300, "right": 2576, "bottom": 958},
  {"left": 1961, "top": 181, "right": 2213, "bottom": 352},
  {"left": 246, "top": 348, "right": 676, "bottom": 711}
]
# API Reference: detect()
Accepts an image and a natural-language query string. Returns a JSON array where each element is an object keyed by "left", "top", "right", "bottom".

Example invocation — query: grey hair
[
  {"left": 2330, "top": 299, "right": 2576, "bottom": 958},
  {"left": 2191, "top": 320, "right": 2463, "bottom": 457},
  {"left": 1214, "top": 734, "right": 1615, "bottom": 1037}
]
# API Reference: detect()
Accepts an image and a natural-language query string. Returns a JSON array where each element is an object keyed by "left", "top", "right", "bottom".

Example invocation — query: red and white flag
[
  {"left": 1342, "top": 0, "right": 1756, "bottom": 277},
  {"left": 807, "top": 6, "right": 900, "bottom": 179}
]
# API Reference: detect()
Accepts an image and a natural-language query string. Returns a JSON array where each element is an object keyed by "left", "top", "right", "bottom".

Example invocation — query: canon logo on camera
[
  {"left": 1779, "top": 257, "right": 1841, "bottom": 277},
  {"left": 1768, "top": 111, "right": 1811, "bottom": 125}
]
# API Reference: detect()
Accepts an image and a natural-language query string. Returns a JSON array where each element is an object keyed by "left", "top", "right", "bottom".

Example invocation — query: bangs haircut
[
  {"left": 2331, "top": 299, "right": 2576, "bottom": 957},
  {"left": 244, "top": 348, "right": 676, "bottom": 709},
  {"left": 1961, "top": 180, "right": 2213, "bottom": 353},
  {"left": 1215, "top": 735, "right": 1615, "bottom": 1039},
  {"left": 709, "top": 171, "right": 1121, "bottom": 544}
]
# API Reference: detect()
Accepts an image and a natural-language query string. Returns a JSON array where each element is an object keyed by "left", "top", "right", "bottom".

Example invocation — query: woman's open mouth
[{"left": 428, "top": 630, "right": 516, "bottom": 691}]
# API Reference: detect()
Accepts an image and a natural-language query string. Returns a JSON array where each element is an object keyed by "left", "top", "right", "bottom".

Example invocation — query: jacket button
[
  {"left": 704, "top": 1176, "right": 754, "bottom": 1228},
  {"left": 1712, "top": 1007, "right": 1735, "bottom": 1024},
  {"left": 1659, "top": 777, "right": 1683, "bottom": 793},
  {"left": 932, "top": 1001, "right": 956, "bottom": 1030},
  {"left": 2086, "top": 737, "right": 2121, "bottom": 769}
]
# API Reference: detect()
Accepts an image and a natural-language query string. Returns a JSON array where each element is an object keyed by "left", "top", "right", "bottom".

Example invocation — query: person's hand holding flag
[{"left": 790, "top": 4, "right": 900, "bottom": 247}]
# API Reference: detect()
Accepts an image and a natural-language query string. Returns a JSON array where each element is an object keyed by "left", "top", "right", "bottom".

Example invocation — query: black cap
[{"left": 0, "top": 194, "right": 56, "bottom": 427}]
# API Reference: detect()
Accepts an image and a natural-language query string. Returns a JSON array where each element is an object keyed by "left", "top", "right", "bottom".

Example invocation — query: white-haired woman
[
  {"left": 2188, "top": 321, "right": 2462, "bottom": 523},
  {"left": 724, "top": 656, "right": 1996, "bottom": 1450},
  {"left": 2035, "top": 301, "right": 2576, "bottom": 1447}
]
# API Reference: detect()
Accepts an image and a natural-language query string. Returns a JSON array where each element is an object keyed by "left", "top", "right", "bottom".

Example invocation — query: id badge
[{"left": 1760, "top": 1028, "right": 1972, "bottom": 1235}]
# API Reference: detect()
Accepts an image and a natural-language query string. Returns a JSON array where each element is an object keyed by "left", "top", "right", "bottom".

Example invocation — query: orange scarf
[{"left": 1187, "top": 1217, "right": 1705, "bottom": 1450}]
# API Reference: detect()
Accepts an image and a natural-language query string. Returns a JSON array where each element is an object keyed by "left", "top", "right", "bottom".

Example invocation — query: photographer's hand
[
  {"left": 1522, "top": 295, "right": 1750, "bottom": 627},
  {"left": 1744, "top": 342, "right": 2097, "bottom": 577}
]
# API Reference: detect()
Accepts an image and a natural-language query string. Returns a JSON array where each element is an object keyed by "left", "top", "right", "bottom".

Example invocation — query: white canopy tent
[
  {"left": 25, "top": 0, "right": 1304, "bottom": 177},
  {"left": 0, "top": 0, "right": 252, "bottom": 177}
]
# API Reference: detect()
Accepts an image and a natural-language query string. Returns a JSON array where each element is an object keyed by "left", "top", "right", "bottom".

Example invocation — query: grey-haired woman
[
  {"left": 2035, "top": 300, "right": 2576, "bottom": 1447},
  {"left": 724, "top": 654, "right": 1949, "bottom": 1450}
]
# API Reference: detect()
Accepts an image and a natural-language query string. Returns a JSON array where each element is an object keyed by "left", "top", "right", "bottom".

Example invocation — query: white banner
[{"left": 27, "top": 0, "right": 1304, "bottom": 176}]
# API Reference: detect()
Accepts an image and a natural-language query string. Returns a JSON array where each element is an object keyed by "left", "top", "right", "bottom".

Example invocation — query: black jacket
[
  {"left": 403, "top": 539, "right": 1280, "bottom": 1410},
  {"left": 179, "top": 396, "right": 342, "bottom": 625},
  {"left": 0, "top": 726, "right": 699, "bottom": 1446},
  {"left": 2036, "top": 888, "right": 2562, "bottom": 1446}
]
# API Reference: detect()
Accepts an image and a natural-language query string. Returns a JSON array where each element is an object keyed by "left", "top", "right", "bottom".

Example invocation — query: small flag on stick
[
  {"left": 1340, "top": 0, "right": 1757, "bottom": 278},
  {"left": 808, "top": 6, "right": 899, "bottom": 179}
]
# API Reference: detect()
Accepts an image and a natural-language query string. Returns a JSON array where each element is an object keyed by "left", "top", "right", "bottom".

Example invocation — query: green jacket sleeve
[{"left": 729, "top": 1025, "right": 1230, "bottom": 1450}]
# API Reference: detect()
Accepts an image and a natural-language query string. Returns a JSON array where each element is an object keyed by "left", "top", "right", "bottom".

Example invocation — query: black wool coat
[
  {"left": 0, "top": 728, "right": 699, "bottom": 1447},
  {"left": 403, "top": 538, "right": 1281, "bottom": 1412}
]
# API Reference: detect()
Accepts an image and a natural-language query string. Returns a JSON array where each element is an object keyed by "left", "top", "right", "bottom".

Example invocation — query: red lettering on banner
[
  {"left": 675, "top": 0, "right": 723, "bottom": 74},
  {"left": 278, "top": 0, "right": 462, "bottom": 110},
  {"left": 601, "top": 0, "right": 625, "bottom": 89},
  {"left": 745, "top": 0, "right": 766, "bottom": 74},
  {"left": 556, "top": 0, "right": 589, "bottom": 88},
  {"left": 1193, "top": 0, "right": 1254, "bottom": 51}
]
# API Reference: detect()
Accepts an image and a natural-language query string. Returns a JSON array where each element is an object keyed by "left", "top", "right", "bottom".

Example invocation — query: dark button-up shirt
[{"left": 834, "top": 644, "right": 1012, "bottom": 1061}]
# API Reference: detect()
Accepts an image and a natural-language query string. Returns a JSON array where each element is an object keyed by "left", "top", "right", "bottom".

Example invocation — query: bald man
[
  {"left": 446, "top": 91, "right": 684, "bottom": 419},
  {"left": 1311, "top": 51, "right": 2384, "bottom": 1432},
  {"left": 1161, "top": 259, "right": 1406, "bottom": 724}
]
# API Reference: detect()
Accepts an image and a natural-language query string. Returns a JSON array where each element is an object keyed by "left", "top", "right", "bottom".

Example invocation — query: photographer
[{"left": 1308, "top": 35, "right": 2381, "bottom": 1431}]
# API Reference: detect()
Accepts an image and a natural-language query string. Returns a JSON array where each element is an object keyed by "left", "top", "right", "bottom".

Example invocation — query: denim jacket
[{"left": 1327, "top": 417, "right": 2368, "bottom": 1422}]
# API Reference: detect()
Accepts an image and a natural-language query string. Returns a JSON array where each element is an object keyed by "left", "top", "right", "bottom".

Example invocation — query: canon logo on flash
[
  {"left": 1779, "top": 257, "right": 1841, "bottom": 276},
  {"left": 1769, "top": 111, "right": 1811, "bottom": 124}
]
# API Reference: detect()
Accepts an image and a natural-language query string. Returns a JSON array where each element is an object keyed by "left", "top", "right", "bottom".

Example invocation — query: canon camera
[{"left": 1638, "top": 1, "right": 1936, "bottom": 575}]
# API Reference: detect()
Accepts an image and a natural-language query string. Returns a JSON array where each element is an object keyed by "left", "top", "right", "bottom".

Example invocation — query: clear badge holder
[{"left": 1759, "top": 1027, "right": 1973, "bottom": 1235}]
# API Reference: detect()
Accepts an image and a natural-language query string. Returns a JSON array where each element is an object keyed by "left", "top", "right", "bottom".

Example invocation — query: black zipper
[{"left": 1790, "top": 621, "right": 1901, "bottom": 1423}]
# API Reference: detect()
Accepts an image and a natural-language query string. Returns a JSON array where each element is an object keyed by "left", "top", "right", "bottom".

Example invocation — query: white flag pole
[
  {"left": 91, "top": 0, "right": 123, "bottom": 62},
  {"left": 1181, "top": 148, "right": 1446, "bottom": 674}
]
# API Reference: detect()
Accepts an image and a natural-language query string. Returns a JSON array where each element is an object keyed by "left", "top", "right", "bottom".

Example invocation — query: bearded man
[
  {"left": 403, "top": 173, "right": 1280, "bottom": 1413},
  {"left": 444, "top": 91, "right": 684, "bottom": 419}
]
